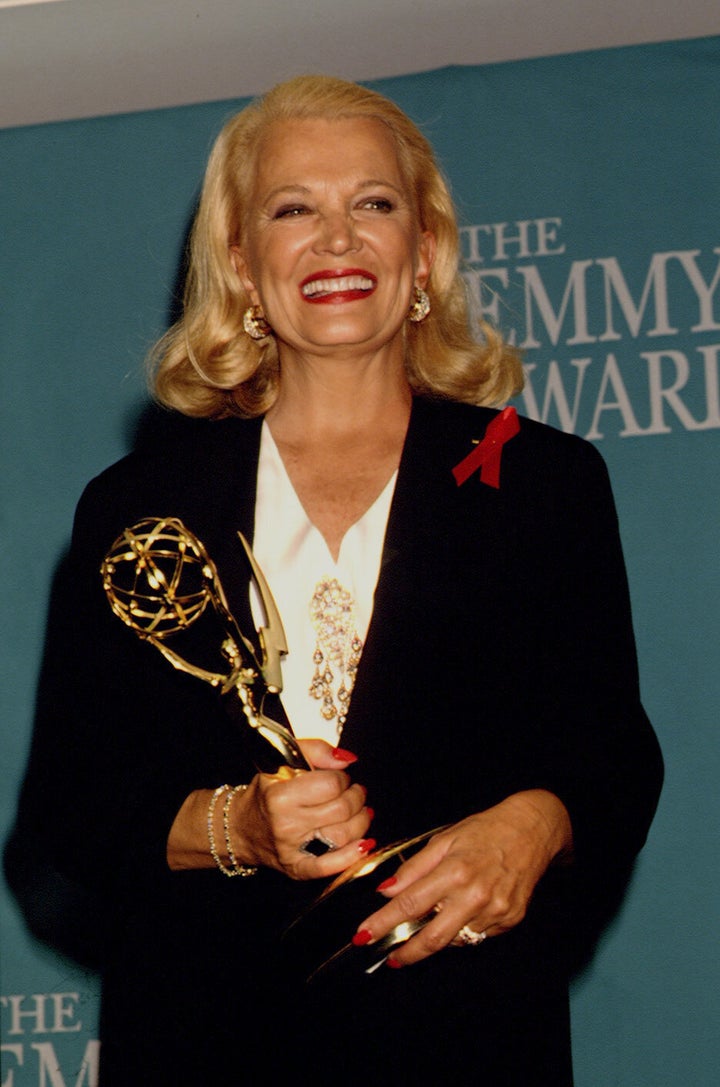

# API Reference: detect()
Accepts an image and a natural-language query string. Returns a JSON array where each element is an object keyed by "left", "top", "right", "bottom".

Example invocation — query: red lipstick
[{"left": 300, "top": 268, "right": 377, "bottom": 304}]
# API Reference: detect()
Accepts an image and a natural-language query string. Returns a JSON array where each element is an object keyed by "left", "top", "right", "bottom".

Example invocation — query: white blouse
[{"left": 250, "top": 422, "right": 397, "bottom": 744}]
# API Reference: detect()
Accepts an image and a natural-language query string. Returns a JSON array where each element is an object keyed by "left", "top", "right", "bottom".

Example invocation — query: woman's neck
[
  {"left": 266, "top": 348, "right": 412, "bottom": 443},
  {"left": 264, "top": 350, "right": 412, "bottom": 560}
]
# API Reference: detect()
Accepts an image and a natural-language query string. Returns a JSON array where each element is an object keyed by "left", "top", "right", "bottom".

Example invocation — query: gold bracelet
[
  {"left": 207, "top": 784, "right": 230, "bottom": 873},
  {"left": 207, "top": 784, "right": 257, "bottom": 877},
  {"left": 223, "top": 784, "right": 257, "bottom": 877}
]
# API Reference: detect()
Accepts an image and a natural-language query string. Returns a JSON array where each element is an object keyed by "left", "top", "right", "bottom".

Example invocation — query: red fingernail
[
  {"left": 332, "top": 747, "right": 358, "bottom": 763},
  {"left": 376, "top": 876, "right": 397, "bottom": 893},
  {"left": 365, "top": 807, "right": 375, "bottom": 821},
  {"left": 357, "top": 838, "right": 376, "bottom": 855},
  {"left": 352, "top": 929, "right": 373, "bottom": 947},
  {"left": 386, "top": 956, "right": 403, "bottom": 969}
]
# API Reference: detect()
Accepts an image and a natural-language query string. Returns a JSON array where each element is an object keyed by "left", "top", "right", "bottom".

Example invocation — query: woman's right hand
[{"left": 167, "top": 740, "right": 374, "bottom": 880}]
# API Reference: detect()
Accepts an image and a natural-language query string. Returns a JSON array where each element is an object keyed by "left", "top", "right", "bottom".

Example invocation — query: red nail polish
[
  {"left": 357, "top": 838, "right": 376, "bottom": 855},
  {"left": 387, "top": 956, "right": 403, "bottom": 969},
  {"left": 352, "top": 929, "right": 373, "bottom": 947},
  {"left": 365, "top": 807, "right": 375, "bottom": 821},
  {"left": 376, "top": 876, "right": 397, "bottom": 893},
  {"left": 332, "top": 747, "right": 358, "bottom": 763}
]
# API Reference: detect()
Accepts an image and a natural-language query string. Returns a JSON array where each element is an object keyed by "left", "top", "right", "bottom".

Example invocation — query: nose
[{"left": 314, "top": 210, "right": 360, "bottom": 255}]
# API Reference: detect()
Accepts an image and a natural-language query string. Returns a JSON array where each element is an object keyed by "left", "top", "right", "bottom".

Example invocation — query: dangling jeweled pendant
[{"left": 308, "top": 578, "right": 363, "bottom": 731}]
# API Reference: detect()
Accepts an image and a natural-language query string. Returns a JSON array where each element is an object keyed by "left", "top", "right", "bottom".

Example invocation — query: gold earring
[
  {"left": 242, "top": 305, "right": 272, "bottom": 340},
  {"left": 407, "top": 286, "right": 430, "bottom": 323}
]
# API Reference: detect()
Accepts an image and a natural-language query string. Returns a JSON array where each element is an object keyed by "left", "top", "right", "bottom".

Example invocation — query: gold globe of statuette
[{"left": 101, "top": 517, "right": 214, "bottom": 638}]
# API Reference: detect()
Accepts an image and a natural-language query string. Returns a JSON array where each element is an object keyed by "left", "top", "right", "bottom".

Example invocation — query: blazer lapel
[
  {"left": 198, "top": 415, "right": 296, "bottom": 730},
  {"left": 341, "top": 397, "right": 499, "bottom": 754}
]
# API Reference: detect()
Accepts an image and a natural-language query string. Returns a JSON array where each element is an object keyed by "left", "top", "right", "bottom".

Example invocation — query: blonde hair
[{"left": 150, "top": 75, "right": 523, "bottom": 417}]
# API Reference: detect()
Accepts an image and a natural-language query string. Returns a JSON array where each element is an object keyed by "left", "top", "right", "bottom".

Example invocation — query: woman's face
[{"left": 232, "top": 116, "right": 435, "bottom": 365}]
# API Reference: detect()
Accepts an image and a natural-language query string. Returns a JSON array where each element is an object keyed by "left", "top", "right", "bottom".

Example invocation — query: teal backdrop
[{"left": 2, "top": 37, "right": 718, "bottom": 1086}]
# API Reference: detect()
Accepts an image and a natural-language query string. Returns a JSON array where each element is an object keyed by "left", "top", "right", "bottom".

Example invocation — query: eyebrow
[
  {"left": 261, "top": 178, "right": 406, "bottom": 204},
  {"left": 261, "top": 184, "right": 311, "bottom": 204}
]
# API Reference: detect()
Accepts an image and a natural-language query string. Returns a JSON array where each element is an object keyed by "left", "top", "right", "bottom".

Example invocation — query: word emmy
[{"left": 460, "top": 216, "right": 720, "bottom": 439}]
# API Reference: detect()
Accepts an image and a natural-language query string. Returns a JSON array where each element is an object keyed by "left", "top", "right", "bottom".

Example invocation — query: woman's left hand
[{"left": 353, "top": 789, "right": 573, "bottom": 966}]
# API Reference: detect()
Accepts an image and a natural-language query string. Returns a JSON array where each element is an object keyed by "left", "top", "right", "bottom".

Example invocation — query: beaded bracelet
[
  {"left": 207, "top": 784, "right": 257, "bottom": 877},
  {"left": 223, "top": 784, "right": 257, "bottom": 877}
]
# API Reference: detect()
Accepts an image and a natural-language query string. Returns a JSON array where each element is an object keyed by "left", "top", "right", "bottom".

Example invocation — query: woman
[{"left": 8, "top": 76, "right": 662, "bottom": 1085}]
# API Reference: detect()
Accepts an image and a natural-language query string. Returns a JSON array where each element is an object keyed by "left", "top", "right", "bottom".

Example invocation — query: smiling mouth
[{"left": 300, "top": 271, "right": 377, "bottom": 301}]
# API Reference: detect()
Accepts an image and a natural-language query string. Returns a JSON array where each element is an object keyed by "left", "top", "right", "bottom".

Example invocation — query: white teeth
[{"left": 301, "top": 275, "right": 375, "bottom": 297}]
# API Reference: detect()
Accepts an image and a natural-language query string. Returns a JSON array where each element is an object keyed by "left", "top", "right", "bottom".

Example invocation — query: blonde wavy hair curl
[{"left": 150, "top": 75, "right": 523, "bottom": 417}]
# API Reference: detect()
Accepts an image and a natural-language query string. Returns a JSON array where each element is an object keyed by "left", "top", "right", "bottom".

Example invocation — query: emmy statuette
[{"left": 101, "top": 517, "right": 443, "bottom": 981}]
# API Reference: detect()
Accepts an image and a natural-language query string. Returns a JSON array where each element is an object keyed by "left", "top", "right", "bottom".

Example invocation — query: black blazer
[{"left": 8, "top": 396, "right": 662, "bottom": 1086}]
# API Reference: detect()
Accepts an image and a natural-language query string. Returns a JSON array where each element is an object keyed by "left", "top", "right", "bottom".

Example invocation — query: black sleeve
[{"left": 520, "top": 437, "right": 663, "bottom": 889}]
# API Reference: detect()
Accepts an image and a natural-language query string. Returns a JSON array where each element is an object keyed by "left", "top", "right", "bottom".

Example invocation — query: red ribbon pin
[{"left": 452, "top": 406, "right": 520, "bottom": 489}]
